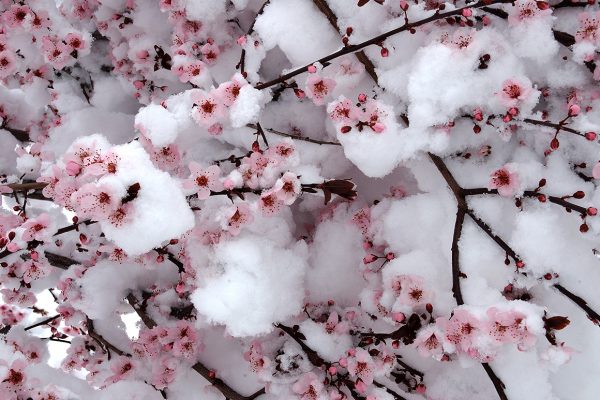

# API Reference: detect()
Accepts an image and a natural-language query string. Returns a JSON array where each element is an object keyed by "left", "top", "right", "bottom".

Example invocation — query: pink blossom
[
  {"left": 273, "top": 172, "right": 301, "bottom": 205},
  {"left": 347, "top": 348, "right": 375, "bottom": 385},
  {"left": 0, "top": 51, "right": 17, "bottom": 78},
  {"left": 71, "top": 183, "right": 122, "bottom": 219},
  {"left": 391, "top": 274, "right": 431, "bottom": 307},
  {"left": 3, "top": 5, "right": 31, "bottom": 28},
  {"left": 485, "top": 307, "right": 537, "bottom": 350},
  {"left": 259, "top": 191, "right": 283, "bottom": 215},
  {"left": 65, "top": 160, "right": 81, "bottom": 176},
  {"left": 508, "top": 0, "right": 551, "bottom": 25},
  {"left": 105, "top": 357, "right": 135, "bottom": 384},
  {"left": 438, "top": 309, "right": 481, "bottom": 353},
  {"left": 20, "top": 260, "right": 51, "bottom": 284},
  {"left": 498, "top": 79, "right": 533, "bottom": 108},
  {"left": 576, "top": 12, "right": 600, "bottom": 44},
  {"left": 184, "top": 163, "right": 223, "bottom": 199},
  {"left": 21, "top": 213, "right": 54, "bottom": 242},
  {"left": 201, "top": 42, "right": 220, "bottom": 64},
  {"left": 328, "top": 97, "right": 360, "bottom": 123},
  {"left": 65, "top": 32, "right": 87, "bottom": 51},
  {"left": 216, "top": 76, "right": 246, "bottom": 106},
  {"left": 177, "top": 60, "right": 207, "bottom": 84},
  {"left": 191, "top": 92, "right": 225, "bottom": 127},
  {"left": 292, "top": 372, "right": 325, "bottom": 400},
  {"left": 489, "top": 163, "right": 520, "bottom": 197},
  {"left": 221, "top": 203, "right": 253, "bottom": 235},
  {"left": 305, "top": 75, "right": 336, "bottom": 106},
  {"left": 414, "top": 324, "right": 445, "bottom": 358}
]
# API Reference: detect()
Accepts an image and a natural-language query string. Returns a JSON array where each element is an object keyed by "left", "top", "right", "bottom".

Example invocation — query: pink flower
[
  {"left": 221, "top": 203, "right": 253, "bottom": 235},
  {"left": 0, "top": 51, "right": 17, "bottom": 78},
  {"left": 201, "top": 42, "right": 220, "bottom": 64},
  {"left": 391, "top": 274, "right": 431, "bottom": 307},
  {"left": 593, "top": 161, "right": 600, "bottom": 179},
  {"left": 489, "top": 163, "right": 520, "bottom": 197},
  {"left": 1, "top": 359, "right": 27, "bottom": 388},
  {"left": 508, "top": 0, "right": 551, "bottom": 25},
  {"left": 259, "top": 191, "right": 283, "bottom": 215},
  {"left": 292, "top": 372, "right": 325, "bottom": 400},
  {"left": 3, "top": 5, "right": 31, "bottom": 28},
  {"left": 183, "top": 163, "right": 223, "bottom": 199},
  {"left": 216, "top": 76, "right": 246, "bottom": 106},
  {"left": 346, "top": 348, "right": 375, "bottom": 385},
  {"left": 328, "top": 97, "right": 360, "bottom": 123},
  {"left": 305, "top": 75, "right": 336, "bottom": 106},
  {"left": 191, "top": 92, "right": 225, "bottom": 127},
  {"left": 414, "top": 325, "right": 444, "bottom": 358},
  {"left": 498, "top": 79, "right": 533, "bottom": 108},
  {"left": 20, "top": 260, "right": 51, "bottom": 284},
  {"left": 273, "top": 172, "right": 301, "bottom": 205},
  {"left": 65, "top": 32, "right": 86, "bottom": 51},
  {"left": 71, "top": 183, "right": 122, "bottom": 219},
  {"left": 21, "top": 213, "right": 54, "bottom": 242},
  {"left": 41, "top": 36, "right": 72, "bottom": 69},
  {"left": 576, "top": 12, "right": 600, "bottom": 44},
  {"left": 177, "top": 60, "right": 207, "bottom": 84},
  {"left": 105, "top": 357, "right": 135, "bottom": 384},
  {"left": 438, "top": 309, "right": 481, "bottom": 353},
  {"left": 485, "top": 307, "right": 537, "bottom": 350}
]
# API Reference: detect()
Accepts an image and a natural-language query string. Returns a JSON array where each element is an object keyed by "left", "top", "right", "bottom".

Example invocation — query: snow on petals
[
  {"left": 305, "top": 75, "right": 336, "bottom": 106},
  {"left": 183, "top": 162, "right": 223, "bottom": 199}
]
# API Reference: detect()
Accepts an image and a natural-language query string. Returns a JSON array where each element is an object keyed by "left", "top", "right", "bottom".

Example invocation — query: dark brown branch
[
  {"left": 5, "top": 182, "right": 48, "bottom": 192},
  {"left": 1, "top": 126, "right": 30, "bottom": 142},
  {"left": 24, "top": 314, "right": 60, "bottom": 331},
  {"left": 372, "top": 381, "right": 407, "bottom": 400},
  {"left": 54, "top": 220, "right": 97, "bottom": 236},
  {"left": 312, "top": 0, "right": 379, "bottom": 83},
  {"left": 481, "top": 363, "right": 508, "bottom": 400},
  {"left": 44, "top": 251, "right": 79, "bottom": 269},
  {"left": 254, "top": 0, "right": 513, "bottom": 90},
  {"left": 277, "top": 324, "right": 326, "bottom": 366},
  {"left": 86, "top": 317, "right": 129, "bottom": 358},
  {"left": 462, "top": 188, "right": 589, "bottom": 217},
  {"left": 238, "top": 0, "right": 271, "bottom": 75},
  {"left": 553, "top": 284, "right": 600, "bottom": 325},
  {"left": 247, "top": 124, "right": 342, "bottom": 145},
  {"left": 465, "top": 209, "right": 520, "bottom": 263},
  {"left": 522, "top": 118, "right": 585, "bottom": 138},
  {"left": 126, "top": 293, "right": 264, "bottom": 400}
]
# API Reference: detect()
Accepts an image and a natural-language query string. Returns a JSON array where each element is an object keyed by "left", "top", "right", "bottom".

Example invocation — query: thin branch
[
  {"left": 254, "top": 0, "right": 513, "bottom": 90},
  {"left": 481, "top": 363, "right": 508, "bottom": 400},
  {"left": 311, "top": 0, "right": 379, "bottom": 83},
  {"left": 247, "top": 124, "right": 341, "bottom": 146},
  {"left": 54, "top": 220, "right": 97, "bottom": 236},
  {"left": 86, "top": 318, "right": 129, "bottom": 358},
  {"left": 522, "top": 118, "right": 586, "bottom": 138},
  {"left": 1, "top": 125, "right": 30, "bottom": 141},
  {"left": 553, "top": 284, "right": 600, "bottom": 325},
  {"left": 24, "top": 314, "right": 60, "bottom": 331}
]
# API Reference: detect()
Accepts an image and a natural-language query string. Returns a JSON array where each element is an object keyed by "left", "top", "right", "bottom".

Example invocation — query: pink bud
[
  {"left": 585, "top": 131, "right": 597, "bottom": 141},
  {"left": 462, "top": 8, "right": 472, "bottom": 17},
  {"left": 339, "top": 357, "right": 348, "bottom": 367},
  {"left": 358, "top": 93, "right": 367, "bottom": 103},
  {"left": 294, "top": 88, "right": 305, "bottom": 99},
  {"left": 536, "top": 1, "right": 550, "bottom": 10},
  {"left": 307, "top": 65, "right": 317, "bottom": 73},
  {"left": 372, "top": 122, "right": 386, "bottom": 133},
  {"left": 588, "top": 207, "right": 598, "bottom": 216},
  {"left": 473, "top": 108, "right": 483, "bottom": 121},
  {"left": 386, "top": 252, "right": 395, "bottom": 260},
  {"left": 347, "top": 348, "right": 356, "bottom": 356},
  {"left": 416, "top": 384, "right": 427, "bottom": 394},
  {"left": 236, "top": 35, "right": 247, "bottom": 46},
  {"left": 355, "top": 380, "right": 367, "bottom": 393},
  {"left": 508, "top": 107, "right": 519, "bottom": 116},
  {"left": 400, "top": 0, "right": 409, "bottom": 10},
  {"left": 65, "top": 160, "right": 81, "bottom": 176},
  {"left": 502, "top": 114, "right": 512, "bottom": 123},
  {"left": 363, "top": 254, "right": 377, "bottom": 264},
  {"left": 133, "top": 80, "right": 144, "bottom": 90},
  {"left": 30, "top": 251, "right": 39, "bottom": 261},
  {"left": 223, "top": 178, "right": 235, "bottom": 190},
  {"left": 482, "top": 15, "right": 491, "bottom": 25},
  {"left": 7, "top": 243, "right": 19, "bottom": 252},
  {"left": 328, "top": 366, "right": 337, "bottom": 375},
  {"left": 568, "top": 104, "right": 581, "bottom": 116},
  {"left": 362, "top": 241, "right": 372, "bottom": 250},
  {"left": 380, "top": 47, "right": 389, "bottom": 57},
  {"left": 392, "top": 312, "right": 405, "bottom": 323}
]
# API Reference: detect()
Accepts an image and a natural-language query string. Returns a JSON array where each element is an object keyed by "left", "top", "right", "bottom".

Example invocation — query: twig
[
  {"left": 481, "top": 363, "right": 508, "bottom": 400},
  {"left": 311, "top": 0, "right": 379, "bottom": 83},
  {"left": 247, "top": 124, "right": 341, "bottom": 146},
  {"left": 86, "top": 317, "right": 129, "bottom": 359},
  {"left": 554, "top": 284, "right": 600, "bottom": 325},
  {"left": 254, "top": 0, "right": 513, "bottom": 90},
  {"left": 24, "top": 314, "right": 60, "bottom": 331}
]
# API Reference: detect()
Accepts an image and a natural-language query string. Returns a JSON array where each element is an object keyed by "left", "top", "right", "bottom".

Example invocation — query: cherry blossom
[
  {"left": 183, "top": 163, "right": 223, "bottom": 199},
  {"left": 489, "top": 163, "right": 520, "bottom": 197},
  {"left": 305, "top": 75, "right": 336, "bottom": 106}
]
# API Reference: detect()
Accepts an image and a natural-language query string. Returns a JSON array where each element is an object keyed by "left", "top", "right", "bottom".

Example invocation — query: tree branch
[{"left": 254, "top": 0, "right": 513, "bottom": 90}]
